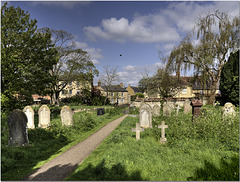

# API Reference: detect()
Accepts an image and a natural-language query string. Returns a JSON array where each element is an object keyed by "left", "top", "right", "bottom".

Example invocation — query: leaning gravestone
[
  {"left": 184, "top": 99, "right": 192, "bottom": 113},
  {"left": 152, "top": 105, "right": 160, "bottom": 116},
  {"left": 23, "top": 106, "right": 35, "bottom": 129},
  {"left": 139, "top": 104, "right": 152, "bottom": 128},
  {"left": 38, "top": 105, "right": 50, "bottom": 128},
  {"left": 8, "top": 109, "right": 29, "bottom": 146},
  {"left": 60, "top": 105, "right": 73, "bottom": 126}
]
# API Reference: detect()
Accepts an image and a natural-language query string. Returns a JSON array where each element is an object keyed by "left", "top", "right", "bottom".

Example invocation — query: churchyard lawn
[
  {"left": 66, "top": 105, "right": 239, "bottom": 181},
  {"left": 1, "top": 106, "right": 124, "bottom": 181}
]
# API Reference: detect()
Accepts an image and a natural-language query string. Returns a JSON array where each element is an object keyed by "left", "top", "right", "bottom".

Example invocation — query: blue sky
[{"left": 5, "top": 1, "right": 239, "bottom": 86}]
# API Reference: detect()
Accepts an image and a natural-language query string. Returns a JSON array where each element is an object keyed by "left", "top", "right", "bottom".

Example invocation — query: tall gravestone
[
  {"left": 163, "top": 102, "right": 173, "bottom": 117},
  {"left": 152, "top": 105, "right": 160, "bottom": 116},
  {"left": 8, "top": 109, "right": 29, "bottom": 146},
  {"left": 38, "top": 105, "right": 50, "bottom": 128},
  {"left": 139, "top": 104, "right": 152, "bottom": 128},
  {"left": 60, "top": 105, "right": 73, "bottom": 126},
  {"left": 184, "top": 99, "right": 192, "bottom": 113},
  {"left": 23, "top": 106, "right": 35, "bottom": 129}
]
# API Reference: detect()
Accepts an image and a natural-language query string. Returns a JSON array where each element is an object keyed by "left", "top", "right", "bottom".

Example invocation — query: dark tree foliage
[
  {"left": 219, "top": 50, "right": 239, "bottom": 106},
  {"left": 1, "top": 3, "right": 57, "bottom": 111}
]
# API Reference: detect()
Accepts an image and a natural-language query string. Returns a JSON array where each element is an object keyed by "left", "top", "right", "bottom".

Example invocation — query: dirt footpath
[{"left": 24, "top": 114, "right": 128, "bottom": 181}]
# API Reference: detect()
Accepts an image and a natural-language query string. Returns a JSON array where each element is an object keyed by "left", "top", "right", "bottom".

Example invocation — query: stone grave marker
[
  {"left": 8, "top": 109, "right": 29, "bottom": 146},
  {"left": 139, "top": 104, "right": 152, "bottom": 128},
  {"left": 222, "top": 102, "right": 236, "bottom": 119},
  {"left": 23, "top": 106, "right": 35, "bottom": 129},
  {"left": 163, "top": 102, "right": 174, "bottom": 117},
  {"left": 191, "top": 99, "right": 203, "bottom": 119},
  {"left": 131, "top": 123, "right": 144, "bottom": 140},
  {"left": 158, "top": 121, "right": 168, "bottom": 144},
  {"left": 38, "top": 105, "right": 50, "bottom": 128},
  {"left": 152, "top": 105, "right": 160, "bottom": 116},
  {"left": 184, "top": 99, "right": 192, "bottom": 113},
  {"left": 97, "top": 108, "right": 105, "bottom": 116},
  {"left": 60, "top": 105, "right": 73, "bottom": 126},
  {"left": 176, "top": 104, "right": 181, "bottom": 116}
]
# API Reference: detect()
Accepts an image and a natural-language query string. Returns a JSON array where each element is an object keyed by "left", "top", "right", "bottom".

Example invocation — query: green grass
[
  {"left": 66, "top": 106, "right": 239, "bottom": 181},
  {"left": 1, "top": 107, "right": 124, "bottom": 181}
]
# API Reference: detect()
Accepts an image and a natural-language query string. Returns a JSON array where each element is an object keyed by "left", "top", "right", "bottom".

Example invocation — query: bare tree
[
  {"left": 166, "top": 10, "right": 239, "bottom": 105},
  {"left": 101, "top": 65, "right": 119, "bottom": 105}
]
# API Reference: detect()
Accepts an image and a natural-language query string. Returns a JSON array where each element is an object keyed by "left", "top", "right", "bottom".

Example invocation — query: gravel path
[{"left": 23, "top": 114, "right": 128, "bottom": 181}]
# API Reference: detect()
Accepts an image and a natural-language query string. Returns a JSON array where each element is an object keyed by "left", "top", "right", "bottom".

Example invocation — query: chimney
[
  {"left": 120, "top": 83, "right": 124, "bottom": 88},
  {"left": 98, "top": 79, "right": 101, "bottom": 87}
]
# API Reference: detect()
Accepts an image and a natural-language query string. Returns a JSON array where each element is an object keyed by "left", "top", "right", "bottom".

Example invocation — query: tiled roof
[{"left": 102, "top": 85, "right": 128, "bottom": 92}]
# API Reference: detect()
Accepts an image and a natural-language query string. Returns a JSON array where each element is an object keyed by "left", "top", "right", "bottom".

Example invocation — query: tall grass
[{"left": 66, "top": 105, "right": 239, "bottom": 181}]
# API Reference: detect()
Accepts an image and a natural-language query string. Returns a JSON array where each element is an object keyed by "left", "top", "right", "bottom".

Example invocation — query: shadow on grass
[
  {"left": 23, "top": 163, "right": 78, "bottom": 181},
  {"left": 187, "top": 155, "right": 239, "bottom": 181},
  {"left": 1, "top": 128, "right": 70, "bottom": 181},
  {"left": 66, "top": 159, "right": 148, "bottom": 181}
]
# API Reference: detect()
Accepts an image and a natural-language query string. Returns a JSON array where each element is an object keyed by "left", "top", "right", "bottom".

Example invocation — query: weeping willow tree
[{"left": 166, "top": 10, "right": 239, "bottom": 105}]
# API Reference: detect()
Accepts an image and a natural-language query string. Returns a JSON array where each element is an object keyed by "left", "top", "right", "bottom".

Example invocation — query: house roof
[
  {"left": 128, "top": 86, "right": 142, "bottom": 93},
  {"left": 102, "top": 85, "right": 128, "bottom": 92}
]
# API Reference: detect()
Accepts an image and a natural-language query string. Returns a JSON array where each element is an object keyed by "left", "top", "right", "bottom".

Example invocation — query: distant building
[
  {"left": 95, "top": 80, "right": 130, "bottom": 105},
  {"left": 125, "top": 84, "right": 143, "bottom": 96}
]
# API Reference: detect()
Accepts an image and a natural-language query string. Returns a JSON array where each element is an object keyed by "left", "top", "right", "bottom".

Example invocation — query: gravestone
[
  {"left": 131, "top": 123, "right": 144, "bottom": 140},
  {"left": 8, "top": 109, "right": 29, "bottom": 146},
  {"left": 97, "top": 108, "right": 105, "bottom": 116},
  {"left": 23, "top": 106, "right": 35, "bottom": 129},
  {"left": 176, "top": 104, "right": 181, "bottom": 116},
  {"left": 152, "top": 105, "right": 160, "bottom": 116},
  {"left": 163, "top": 102, "right": 173, "bottom": 117},
  {"left": 139, "top": 104, "right": 152, "bottom": 128},
  {"left": 191, "top": 99, "right": 203, "bottom": 119},
  {"left": 184, "top": 99, "right": 192, "bottom": 113},
  {"left": 158, "top": 121, "right": 168, "bottom": 144},
  {"left": 60, "top": 105, "right": 73, "bottom": 126},
  {"left": 38, "top": 105, "right": 51, "bottom": 128},
  {"left": 222, "top": 102, "right": 236, "bottom": 119}
]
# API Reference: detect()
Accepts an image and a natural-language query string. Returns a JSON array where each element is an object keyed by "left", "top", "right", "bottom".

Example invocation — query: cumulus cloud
[
  {"left": 74, "top": 41, "right": 103, "bottom": 65},
  {"left": 84, "top": 1, "right": 238, "bottom": 44}
]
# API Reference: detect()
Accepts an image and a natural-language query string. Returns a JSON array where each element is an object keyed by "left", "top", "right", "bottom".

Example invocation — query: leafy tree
[
  {"left": 219, "top": 50, "right": 239, "bottom": 106},
  {"left": 167, "top": 10, "right": 239, "bottom": 105},
  {"left": 138, "top": 67, "right": 185, "bottom": 98},
  {"left": 1, "top": 3, "right": 57, "bottom": 111},
  {"left": 38, "top": 28, "right": 99, "bottom": 105}
]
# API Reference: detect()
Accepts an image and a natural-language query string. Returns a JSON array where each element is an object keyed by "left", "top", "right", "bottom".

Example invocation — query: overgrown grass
[
  {"left": 66, "top": 105, "right": 239, "bottom": 181},
  {"left": 1, "top": 107, "right": 124, "bottom": 181}
]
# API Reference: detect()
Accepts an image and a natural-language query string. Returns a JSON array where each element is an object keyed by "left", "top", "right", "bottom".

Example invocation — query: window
[
  {"left": 111, "top": 92, "right": 114, "bottom": 97},
  {"left": 111, "top": 99, "right": 114, "bottom": 103},
  {"left": 121, "top": 98, "right": 124, "bottom": 103},
  {"left": 182, "top": 89, "right": 187, "bottom": 94},
  {"left": 77, "top": 90, "right": 80, "bottom": 95},
  {"left": 62, "top": 90, "right": 65, "bottom": 95},
  {"left": 69, "top": 89, "right": 72, "bottom": 95},
  {"left": 121, "top": 92, "right": 124, "bottom": 97}
]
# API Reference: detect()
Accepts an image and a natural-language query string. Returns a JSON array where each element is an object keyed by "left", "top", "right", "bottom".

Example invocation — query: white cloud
[
  {"left": 74, "top": 41, "right": 103, "bottom": 65},
  {"left": 84, "top": 1, "right": 238, "bottom": 44},
  {"left": 123, "top": 65, "right": 137, "bottom": 71}
]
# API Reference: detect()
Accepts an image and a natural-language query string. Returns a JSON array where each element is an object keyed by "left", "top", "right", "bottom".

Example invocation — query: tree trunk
[{"left": 208, "top": 80, "right": 218, "bottom": 105}]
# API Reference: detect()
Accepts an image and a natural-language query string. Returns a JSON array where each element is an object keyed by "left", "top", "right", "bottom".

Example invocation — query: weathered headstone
[
  {"left": 23, "top": 106, "right": 35, "bottom": 129},
  {"left": 158, "top": 121, "right": 168, "bottom": 144},
  {"left": 152, "top": 105, "right": 160, "bottom": 116},
  {"left": 38, "top": 105, "right": 50, "bottom": 128},
  {"left": 191, "top": 99, "right": 203, "bottom": 119},
  {"left": 222, "top": 102, "right": 236, "bottom": 119},
  {"left": 97, "top": 108, "right": 105, "bottom": 116},
  {"left": 60, "top": 105, "right": 73, "bottom": 126},
  {"left": 163, "top": 102, "right": 173, "bottom": 117},
  {"left": 131, "top": 123, "right": 144, "bottom": 140},
  {"left": 139, "top": 104, "right": 152, "bottom": 128},
  {"left": 8, "top": 109, "right": 29, "bottom": 146},
  {"left": 184, "top": 99, "right": 192, "bottom": 113}
]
